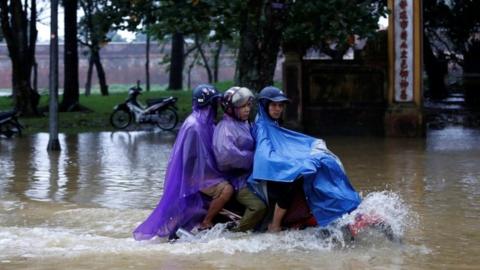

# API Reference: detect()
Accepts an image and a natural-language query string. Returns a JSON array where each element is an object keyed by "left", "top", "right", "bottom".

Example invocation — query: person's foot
[
  {"left": 198, "top": 221, "right": 213, "bottom": 231},
  {"left": 225, "top": 221, "right": 240, "bottom": 231},
  {"left": 267, "top": 223, "right": 282, "bottom": 233}
]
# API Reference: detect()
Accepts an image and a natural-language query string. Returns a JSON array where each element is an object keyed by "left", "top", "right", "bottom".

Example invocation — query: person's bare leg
[
  {"left": 268, "top": 204, "right": 287, "bottom": 232},
  {"left": 200, "top": 184, "right": 234, "bottom": 229}
]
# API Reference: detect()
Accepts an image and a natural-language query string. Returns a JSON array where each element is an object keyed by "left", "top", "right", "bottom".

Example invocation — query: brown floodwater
[{"left": 1, "top": 128, "right": 479, "bottom": 269}]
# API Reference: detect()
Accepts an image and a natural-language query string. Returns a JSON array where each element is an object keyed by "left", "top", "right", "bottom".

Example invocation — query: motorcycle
[
  {"left": 174, "top": 188, "right": 397, "bottom": 243},
  {"left": 0, "top": 109, "right": 23, "bottom": 138},
  {"left": 110, "top": 82, "right": 179, "bottom": 131}
]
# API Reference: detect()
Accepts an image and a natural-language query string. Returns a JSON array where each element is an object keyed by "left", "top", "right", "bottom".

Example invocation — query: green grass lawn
[{"left": 0, "top": 81, "right": 238, "bottom": 135}]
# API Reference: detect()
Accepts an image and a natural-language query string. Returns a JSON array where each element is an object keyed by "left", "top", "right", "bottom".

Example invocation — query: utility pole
[{"left": 47, "top": 0, "right": 61, "bottom": 151}]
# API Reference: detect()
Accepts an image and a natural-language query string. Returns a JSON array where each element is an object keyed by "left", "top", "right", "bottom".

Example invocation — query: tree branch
[
  {"left": 194, "top": 34, "right": 212, "bottom": 83},
  {"left": 0, "top": 0, "right": 15, "bottom": 48}
]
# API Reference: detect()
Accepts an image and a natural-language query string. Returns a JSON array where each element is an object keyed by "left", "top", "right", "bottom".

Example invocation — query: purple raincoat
[
  {"left": 133, "top": 104, "right": 225, "bottom": 240},
  {"left": 212, "top": 114, "right": 254, "bottom": 190}
]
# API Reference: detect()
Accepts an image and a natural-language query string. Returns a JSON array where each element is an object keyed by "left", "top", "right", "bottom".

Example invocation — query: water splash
[
  {"left": 0, "top": 191, "right": 416, "bottom": 260},
  {"left": 171, "top": 225, "right": 335, "bottom": 255},
  {"left": 168, "top": 191, "right": 415, "bottom": 253},
  {"left": 336, "top": 191, "right": 417, "bottom": 243}
]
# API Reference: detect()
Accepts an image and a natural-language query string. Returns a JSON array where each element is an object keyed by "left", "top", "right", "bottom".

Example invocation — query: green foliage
[
  {"left": 78, "top": 0, "right": 128, "bottom": 49},
  {"left": 108, "top": 31, "right": 127, "bottom": 42},
  {"left": 283, "top": 0, "right": 388, "bottom": 53},
  {"left": 424, "top": 0, "right": 480, "bottom": 72},
  {"left": 0, "top": 94, "right": 13, "bottom": 108},
  {"left": 213, "top": 80, "right": 235, "bottom": 91},
  {"left": 147, "top": 0, "right": 238, "bottom": 43},
  {"left": 447, "top": 0, "right": 480, "bottom": 53},
  {"left": 424, "top": 0, "right": 480, "bottom": 52},
  {"left": 79, "top": 0, "right": 387, "bottom": 89},
  {"left": 90, "top": 0, "right": 388, "bottom": 49},
  {"left": 108, "top": 0, "right": 158, "bottom": 32}
]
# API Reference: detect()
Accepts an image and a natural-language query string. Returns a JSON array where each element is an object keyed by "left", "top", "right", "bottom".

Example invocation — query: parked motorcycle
[
  {"left": 0, "top": 109, "right": 23, "bottom": 138},
  {"left": 110, "top": 82, "right": 179, "bottom": 131}
]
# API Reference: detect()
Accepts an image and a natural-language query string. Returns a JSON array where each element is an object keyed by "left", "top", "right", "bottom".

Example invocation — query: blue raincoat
[{"left": 249, "top": 104, "right": 361, "bottom": 227}]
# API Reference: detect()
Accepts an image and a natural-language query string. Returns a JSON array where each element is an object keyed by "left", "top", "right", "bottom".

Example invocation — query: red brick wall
[{"left": 0, "top": 42, "right": 282, "bottom": 92}]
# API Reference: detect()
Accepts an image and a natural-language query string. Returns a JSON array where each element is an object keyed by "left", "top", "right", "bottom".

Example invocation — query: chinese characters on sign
[{"left": 394, "top": 0, "right": 414, "bottom": 102}]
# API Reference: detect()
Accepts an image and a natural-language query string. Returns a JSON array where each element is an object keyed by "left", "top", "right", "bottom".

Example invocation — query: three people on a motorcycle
[{"left": 133, "top": 84, "right": 362, "bottom": 240}]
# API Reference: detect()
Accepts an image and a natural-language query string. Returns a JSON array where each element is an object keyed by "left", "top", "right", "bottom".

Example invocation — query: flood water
[{"left": 1, "top": 128, "right": 479, "bottom": 269}]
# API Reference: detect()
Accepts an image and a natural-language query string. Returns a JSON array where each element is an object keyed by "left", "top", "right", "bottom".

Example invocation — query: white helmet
[{"left": 221, "top": 86, "right": 254, "bottom": 115}]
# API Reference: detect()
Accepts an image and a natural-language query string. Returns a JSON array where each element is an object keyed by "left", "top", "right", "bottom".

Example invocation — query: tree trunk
[
  {"left": 91, "top": 49, "right": 109, "bottom": 96},
  {"left": 61, "top": 0, "right": 79, "bottom": 112},
  {"left": 237, "top": 0, "right": 288, "bottom": 92},
  {"left": 168, "top": 32, "right": 184, "bottom": 90},
  {"left": 85, "top": 55, "right": 93, "bottom": 96},
  {"left": 236, "top": 1, "right": 261, "bottom": 90},
  {"left": 194, "top": 35, "right": 212, "bottom": 83},
  {"left": 33, "top": 62, "right": 38, "bottom": 92},
  {"left": 187, "top": 52, "right": 200, "bottom": 90},
  {"left": 145, "top": 24, "right": 151, "bottom": 92},
  {"left": 212, "top": 41, "right": 223, "bottom": 83},
  {"left": 28, "top": 0, "right": 38, "bottom": 90},
  {"left": 0, "top": 0, "right": 40, "bottom": 115},
  {"left": 464, "top": 40, "right": 480, "bottom": 73},
  {"left": 423, "top": 32, "right": 448, "bottom": 100},
  {"left": 463, "top": 40, "right": 480, "bottom": 105}
]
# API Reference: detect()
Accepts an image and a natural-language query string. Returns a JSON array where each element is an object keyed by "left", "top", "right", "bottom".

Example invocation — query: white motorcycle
[
  {"left": 0, "top": 109, "right": 23, "bottom": 138},
  {"left": 110, "top": 82, "right": 178, "bottom": 131}
]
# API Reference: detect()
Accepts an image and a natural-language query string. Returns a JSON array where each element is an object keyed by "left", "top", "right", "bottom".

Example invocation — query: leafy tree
[
  {"left": 447, "top": 0, "right": 480, "bottom": 74},
  {"left": 183, "top": 1, "right": 238, "bottom": 85},
  {"left": 0, "top": 0, "right": 40, "bottom": 115},
  {"left": 108, "top": 0, "right": 157, "bottom": 90},
  {"left": 235, "top": 1, "right": 289, "bottom": 91},
  {"left": 284, "top": 0, "right": 387, "bottom": 58},
  {"left": 111, "top": 0, "right": 184, "bottom": 90},
  {"left": 124, "top": 0, "right": 237, "bottom": 89},
  {"left": 109, "top": 31, "right": 128, "bottom": 42},
  {"left": 78, "top": 0, "right": 124, "bottom": 96},
  {"left": 423, "top": 0, "right": 451, "bottom": 99},
  {"left": 100, "top": 0, "right": 387, "bottom": 92},
  {"left": 423, "top": 0, "right": 480, "bottom": 100},
  {"left": 236, "top": 0, "right": 387, "bottom": 91},
  {"left": 448, "top": 0, "right": 480, "bottom": 104}
]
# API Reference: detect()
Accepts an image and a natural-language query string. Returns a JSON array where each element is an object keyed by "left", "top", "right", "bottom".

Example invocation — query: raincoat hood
[
  {"left": 249, "top": 104, "right": 361, "bottom": 226},
  {"left": 133, "top": 105, "right": 225, "bottom": 240}
]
